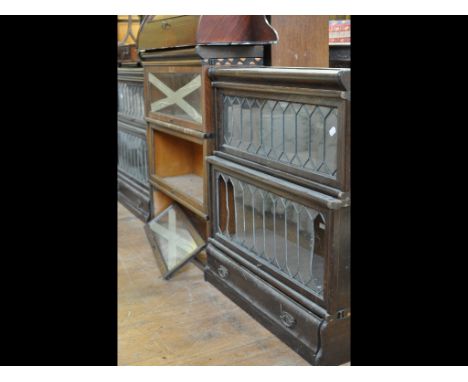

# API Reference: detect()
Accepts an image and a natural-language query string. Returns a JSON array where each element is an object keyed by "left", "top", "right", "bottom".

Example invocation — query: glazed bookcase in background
[
  {"left": 117, "top": 66, "right": 152, "bottom": 221},
  {"left": 117, "top": 16, "right": 152, "bottom": 222},
  {"left": 205, "top": 66, "right": 350, "bottom": 365}
]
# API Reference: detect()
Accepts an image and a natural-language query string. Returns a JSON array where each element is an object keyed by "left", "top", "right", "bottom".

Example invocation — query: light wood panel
[
  {"left": 154, "top": 130, "right": 203, "bottom": 178},
  {"left": 152, "top": 190, "right": 173, "bottom": 216}
]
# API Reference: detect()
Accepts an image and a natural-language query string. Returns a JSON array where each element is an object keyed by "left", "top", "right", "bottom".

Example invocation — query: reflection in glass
[{"left": 145, "top": 204, "right": 205, "bottom": 279}]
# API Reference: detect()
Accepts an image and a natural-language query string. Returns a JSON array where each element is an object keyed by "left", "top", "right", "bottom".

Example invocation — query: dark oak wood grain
[
  {"left": 270, "top": 16, "right": 329, "bottom": 67},
  {"left": 197, "top": 16, "right": 277, "bottom": 44}
]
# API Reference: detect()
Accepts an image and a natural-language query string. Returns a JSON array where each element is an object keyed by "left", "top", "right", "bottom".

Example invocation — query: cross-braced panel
[{"left": 148, "top": 72, "right": 202, "bottom": 124}]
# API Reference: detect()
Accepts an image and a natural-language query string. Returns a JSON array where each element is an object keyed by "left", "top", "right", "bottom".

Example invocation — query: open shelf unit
[{"left": 148, "top": 123, "right": 211, "bottom": 220}]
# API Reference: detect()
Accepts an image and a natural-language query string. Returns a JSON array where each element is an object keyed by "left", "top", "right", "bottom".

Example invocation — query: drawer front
[
  {"left": 206, "top": 243, "right": 322, "bottom": 358},
  {"left": 138, "top": 16, "right": 200, "bottom": 51}
]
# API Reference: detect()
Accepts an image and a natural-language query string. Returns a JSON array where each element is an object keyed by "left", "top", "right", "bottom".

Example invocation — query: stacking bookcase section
[
  {"left": 148, "top": 125, "right": 208, "bottom": 220},
  {"left": 205, "top": 67, "right": 350, "bottom": 365},
  {"left": 138, "top": 15, "right": 278, "bottom": 236},
  {"left": 209, "top": 67, "right": 350, "bottom": 197},
  {"left": 117, "top": 66, "right": 152, "bottom": 221}
]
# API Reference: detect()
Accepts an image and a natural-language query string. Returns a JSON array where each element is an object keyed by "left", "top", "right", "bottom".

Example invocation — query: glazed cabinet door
[
  {"left": 208, "top": 155, "right": 349, "bottom": 312},
  {"left": 118, "top": 67, "right": 151, "bottom": 222},
  {"left": 144, "top": 65, "right": 203, "bottom": 131},
  {"left": 209, "top": 67, "right": 350, "bottom": 193},
  {"left": 118, "top": 67, "right": 146, "bottom": 127}
]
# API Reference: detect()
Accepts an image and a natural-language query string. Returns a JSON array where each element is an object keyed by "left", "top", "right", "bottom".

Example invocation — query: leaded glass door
[{"left": 208, "top": 155, "right": 349, "bottom": 310}]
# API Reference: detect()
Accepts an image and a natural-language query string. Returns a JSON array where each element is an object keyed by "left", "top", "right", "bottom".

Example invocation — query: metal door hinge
[{"left": 336, "top": 309, "right": 350, "bottom": 320}]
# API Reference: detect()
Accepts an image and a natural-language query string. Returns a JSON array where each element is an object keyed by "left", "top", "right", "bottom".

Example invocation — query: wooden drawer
[
  {"left": 138, "top": 16, "right": 200, "bottom": 51},
  {"left": 205, "top": 242, "right": 323, "bottom": 363}
]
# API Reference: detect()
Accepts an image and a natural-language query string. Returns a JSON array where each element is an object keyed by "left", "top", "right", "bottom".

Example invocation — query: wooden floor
[{"left": 118, "top": 202, "right": 346, "bottom": 366}]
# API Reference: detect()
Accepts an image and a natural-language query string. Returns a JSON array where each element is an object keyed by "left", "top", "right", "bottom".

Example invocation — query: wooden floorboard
[{"left": 118, "top": 202, "right": 348, "bottom": 366}]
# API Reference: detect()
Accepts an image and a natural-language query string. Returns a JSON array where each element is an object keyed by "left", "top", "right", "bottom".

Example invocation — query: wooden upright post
[{"left": 270, "top": 16, "right": 329, "bottom": 67}]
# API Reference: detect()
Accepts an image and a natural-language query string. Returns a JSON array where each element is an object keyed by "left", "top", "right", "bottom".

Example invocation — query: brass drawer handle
[
  {"left": 161, "top": 21, "right": 171, "bottom": 30},
  {"left": 217, "top": 265, "right": 229, "bottom": 279},
  {"left": 280, "top": 311, "right": 297, "bottom": 329}
]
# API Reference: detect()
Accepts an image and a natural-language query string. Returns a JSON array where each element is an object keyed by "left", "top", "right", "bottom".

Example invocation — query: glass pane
[
  {"left": 249, "top": 99, "right": 262, "bottom": 154},
  {"left": 253, "top": 188, "right": 265, "bottom": 258},
  {"left": 117, "top": 129, "right": 148, "bottom": 184},
  {"left": 118, "top": 80, "right": 145, "bottom": 121},
  {"left": 222, "top": 95, "right": 338, "bottom": 179},
  {"left": 242, "top": 184, "right": 255, "bottom": 251},
  {"left": 325, "top": 109, "right": 338, "bottom": 176},
  {"left": 148, "top": 72, "right": 202, "bottom": 124},
  {"left": 146, "top": 205, "right": 203, "bottom": 277},
  {"left": 240, "top": 99, "right": 251, "bottom": 151},
  {"left": 216, "top": 172, "right": 325, "bottom": 297},
  {"left": 231, "top": 178, "right": 246, "bottom": 245}
]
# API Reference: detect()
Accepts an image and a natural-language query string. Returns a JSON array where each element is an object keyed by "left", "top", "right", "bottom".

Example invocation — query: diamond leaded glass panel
[
  {"left": 222, "top": 95, "right": 338, "bottom": 178},
  {"left": 216, "top": 172, "right": 326, "bottom": 296}
]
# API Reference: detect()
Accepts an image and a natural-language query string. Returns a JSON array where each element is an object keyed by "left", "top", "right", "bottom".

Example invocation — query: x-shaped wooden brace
[
  {"left": 149, "top": 208, "right": 197, "bottom": 269},
  {"left": 149, "top": 73, "right": 202, "bottom": 124}
]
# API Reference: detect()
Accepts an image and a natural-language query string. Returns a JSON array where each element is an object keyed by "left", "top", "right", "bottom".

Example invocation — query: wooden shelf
[
  {"left": 150, "top": 175, "right": 205, "bottom": 219},
  {"left": 163, "top": 173, "right": 203, "bottom": 204},
  {"left": 150, "top": 129, "right": 205, "bottom": 214}
]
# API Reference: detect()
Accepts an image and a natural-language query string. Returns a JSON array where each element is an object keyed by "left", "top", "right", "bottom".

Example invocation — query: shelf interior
[
  {"left": 163, "top": 174, "right": 203, "bottom": 204},
  {"left": 154, "top": 130, "right": 204, "bottom": 204}
]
